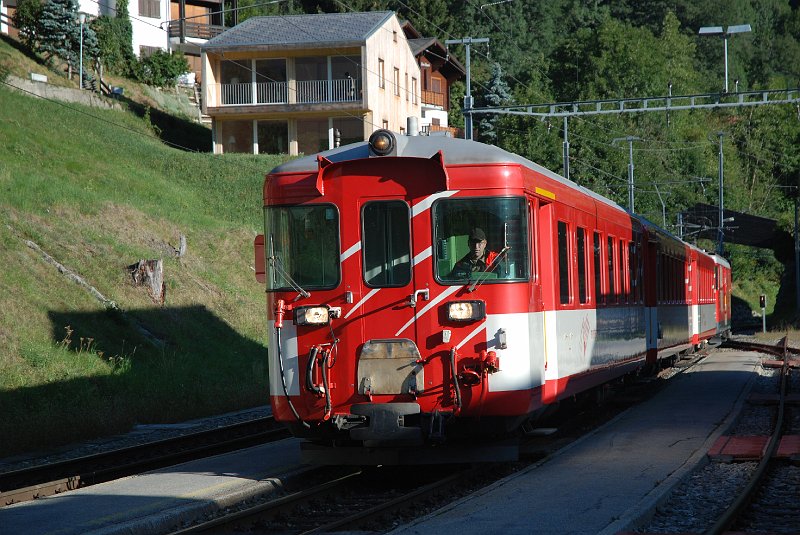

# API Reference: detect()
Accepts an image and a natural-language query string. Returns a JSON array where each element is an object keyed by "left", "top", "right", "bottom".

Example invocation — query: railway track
[
  {"left": 0, "top": 416, "right": 288, "bottom": 506},
  {"left": 172, "top": 345, "right": 717, "bottom": 534},
  {"left": 171, "top": 464, "right": 497, "bottom": 534},
  {"left": 708, "top": 335, "right": 799, "bottom": 534},
  {"left": 638, "top": 335, "right": 800, "bottom": 534}
]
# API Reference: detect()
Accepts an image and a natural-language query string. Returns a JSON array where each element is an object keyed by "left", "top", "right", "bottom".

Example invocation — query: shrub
[
  {"left": 92, "top": 0, "right": 134, "bottom": 76},
  {"left": 133, "top": 50, "right": 190, "bottom": 88}
]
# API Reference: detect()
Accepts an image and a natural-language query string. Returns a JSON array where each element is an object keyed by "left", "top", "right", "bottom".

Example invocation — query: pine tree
[
  {"left": 478, "top": 63, "right": 512, "bottom": 145},
  {"left": 37, "top": 0, "right": 99, "bottom": 82},
  {"left": 38, "top": 0, "right": 80, "bottom": 66}
]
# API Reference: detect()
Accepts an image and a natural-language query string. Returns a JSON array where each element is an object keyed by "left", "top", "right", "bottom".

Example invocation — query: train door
[{"left": 346, "top": 193, "right": 427, "bottom": 402}]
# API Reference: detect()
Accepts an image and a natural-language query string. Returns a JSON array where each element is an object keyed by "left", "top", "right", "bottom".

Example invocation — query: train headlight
[
  {"left": 447, "top": 300, "right": 485, "bottom": 322},
  {"left": 294, "top": 305, "right": 331, "bottom": 326},
  {"left": 368, "top": 129, "right": 395, "bottom": 156}
]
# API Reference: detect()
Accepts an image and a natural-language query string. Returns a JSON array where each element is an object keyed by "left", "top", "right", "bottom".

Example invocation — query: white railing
[{"left": 215, "top": 78, "right": 360, "bottom": 106}]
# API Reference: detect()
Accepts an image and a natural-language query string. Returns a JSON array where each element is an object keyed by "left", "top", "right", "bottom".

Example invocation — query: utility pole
[
  {"left": 612, "top": 136, "right": 640, "bottom": 212},
  {"left": 716, "top": 131, "right": 725, "bottom": 256},
  {"left": 563, "top": 117, "right": 569, "bottom": 180},
  {"left": 445, "top": 37, "right": 489, "bottom": 140}
]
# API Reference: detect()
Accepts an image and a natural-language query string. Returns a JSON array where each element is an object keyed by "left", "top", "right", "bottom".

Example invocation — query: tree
[
  {"left": 12, "top": 0, "right": 43, "bottom": 49},
  {"left": 36, "top": 0, "right": 99, "bottom": 80},
  {"left": 478, "top": 63, "right": 512, "bottom": 145}
]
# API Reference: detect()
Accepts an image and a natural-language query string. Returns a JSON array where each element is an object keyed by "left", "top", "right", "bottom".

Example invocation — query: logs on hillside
[{"left": 128, "top": 259, "right": 165, "bottom": 305}]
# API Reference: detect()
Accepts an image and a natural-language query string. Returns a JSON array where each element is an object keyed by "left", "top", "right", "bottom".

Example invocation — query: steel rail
[
  {"left": 704, "top": 335, "right": 791, "bottom": 535},
  {"left": 0, "top": 416, "right": 286, "bottom": 506},
  {"left": 299, "top": 470, "right": 467, "bottom": 534},
  {"left": 171, "top": 470, "right": 364, "bottom": 534}
]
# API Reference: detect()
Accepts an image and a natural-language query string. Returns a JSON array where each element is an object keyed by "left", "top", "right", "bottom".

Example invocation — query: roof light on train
[
  {"left": 294, "top": 305, "right": 331, "bottom": 326},
  {"left": 447, "top": 300, "right": 486, "bottom": 322},
  {"left": 368, "top": 129, "right": 395, "bottom": 156}
]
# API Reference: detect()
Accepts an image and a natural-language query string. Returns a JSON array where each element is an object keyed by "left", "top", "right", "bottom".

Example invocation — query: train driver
[{"left": 449, "top": 227, "right": 499, "bottom": 278}]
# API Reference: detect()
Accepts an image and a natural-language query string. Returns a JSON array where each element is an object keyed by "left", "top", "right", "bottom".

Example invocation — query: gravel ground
[{"left": 0, "top": 405, "right": 272, "bottom": 475}]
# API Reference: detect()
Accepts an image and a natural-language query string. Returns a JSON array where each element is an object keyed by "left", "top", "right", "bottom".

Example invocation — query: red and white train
[{"left": 254, "top": 130, "right": 732, "bottom": 464}]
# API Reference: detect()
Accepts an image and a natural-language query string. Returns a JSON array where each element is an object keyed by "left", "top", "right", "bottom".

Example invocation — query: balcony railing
[
  {"left": 168, "top": 21, "right": 226, "bottom": 40},
  {"left": 421, "top": 89, "right": 446, "bottom": 108},
  {"left": 421, "top": 124, "right": 462, "bottom": 138},
  {"left": 214, "top": 78, "right": 361, "bottom": 106}
]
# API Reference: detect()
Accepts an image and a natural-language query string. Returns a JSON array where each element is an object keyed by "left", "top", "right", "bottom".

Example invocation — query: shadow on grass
[
  {"left": 0, "top": 33, "right": 48, "bottom": 67},
  {"left": 0, "top": 305, "right": 267, "bottom": 458},
  {"left": 113, "top": 93, "right": 211, "bottom": 152}
]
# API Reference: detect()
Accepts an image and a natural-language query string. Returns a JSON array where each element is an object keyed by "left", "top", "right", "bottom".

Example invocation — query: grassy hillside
[{"left": 0, "top": 60, "right": 287, "bottom": 456}]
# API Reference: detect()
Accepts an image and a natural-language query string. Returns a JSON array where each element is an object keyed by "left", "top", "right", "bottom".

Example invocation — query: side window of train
[
  {"left": 577, "top": 227, "right": 588, "bottom": 304},
  {"left": 618, "top": 239, "right": 627, "bottom": 303},
  {"left": 628, "top": 241, "right": 636, "bottom": 303},
  {"left": 594, "top": 231, "right": 603, "bottom": 305},
  {"left": 361, "top": 201, "right": 411, "bottom": 287},
  {"left": 607, "top": 236, "right": 615, "bottom": 303},
  {"left": 557, "top": 221, "right": 570, "bottom": 304}
]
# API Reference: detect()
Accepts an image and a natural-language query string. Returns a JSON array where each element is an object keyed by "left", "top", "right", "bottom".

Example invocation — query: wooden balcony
[
  {"left": 168, "top": 20, "right": 225, "bottom": 41},
  {"left": 421, "top": 89, "right": 446, "bottom": 108}
]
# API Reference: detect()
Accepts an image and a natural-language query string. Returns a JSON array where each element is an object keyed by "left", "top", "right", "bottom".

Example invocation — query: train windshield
[
  {"left": 433, "top": 197, "right": 529, "bottom": 284},
  {"left": 264, "top": 205, "right": 340, "bottom": 292}
]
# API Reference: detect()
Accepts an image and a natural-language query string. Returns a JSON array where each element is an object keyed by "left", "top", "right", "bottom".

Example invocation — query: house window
[
  {"left": 332, "top": 117, "right": 363, "bottom": 146},
  {"left": 220, "top": 60, "right": 253, "bottom": 105},
  {"left": 378, "top": 59, "right": 385, "bottom": 89},
  {"left": 220, "top": 120, "right": 254, "bottom": 154},
  {"left": 255, "top": 59, "right": 287, "bottom": 104},
  {"left": 405, "top": 73, "right": 409, "bottom": 100},
  {"left": 139, "top": 0, "right": 160, "bottom": 19},
  {"left": 393, "top": 68, "right": 400, "bottom": 96},
  {"left": 382, "top": 119, "right": 389, "bottom": 130},
  {"left": 257, "top": 121, "right": 288, "bottom": 154},
  {"left": 296, "top": 118, "right": 329, "bottom": 154},
  {"left": 412, "top": 77, "right": 418, "bottom": 104},
  {"left": 393, "top": 30, "right": 397, "bottom": 43}
]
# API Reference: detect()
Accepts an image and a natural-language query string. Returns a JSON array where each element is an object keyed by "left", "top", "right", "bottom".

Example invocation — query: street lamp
[
  {"left": 78, "top": 12, "right": 86, "bottom": 90},
  {"left": 698, "top": 24, "right": 752, "bottom": 93}
]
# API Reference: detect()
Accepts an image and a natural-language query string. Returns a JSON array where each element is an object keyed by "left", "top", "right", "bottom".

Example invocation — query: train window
[
  {"left": 629, "top": 241, "right": 637, "bottom": 303},
  {"left": 607, "top": 236, "right": 615, "bottom": 302},
  {"left": 577, "top": 227, "right": 588, "bottom": 304},
  {"left": 557, "top": 221, "right": 570, "bottom": 304},
  {"left": 618, "top": 240, "right": 627, "bottom": 303},
  {"left": 264, "top": 204, "right": 340, "bottom": 292},
  {"left": 594, "top": 232, "right": 603, "bottom": 304},
  {"left": 362, "top": 201, "right": 411, "bottom": 287},
  {"left": 432, "top": 197, "right": 529, "bottom": 284}
]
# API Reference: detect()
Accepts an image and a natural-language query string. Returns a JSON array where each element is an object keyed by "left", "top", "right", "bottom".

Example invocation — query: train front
[{"left": 255, "top": 131, "right": 537, "bottom": 464}]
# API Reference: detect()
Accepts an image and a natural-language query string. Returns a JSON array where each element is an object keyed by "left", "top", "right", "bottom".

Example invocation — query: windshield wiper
[
  {"left": 269, "top": 235, "right": 310, "bottom": 300},
  {"left": 468, "top": 245, "right": 511, "bottom": 293}
]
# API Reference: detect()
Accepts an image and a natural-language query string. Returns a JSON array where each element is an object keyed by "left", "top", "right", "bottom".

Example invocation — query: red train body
[{"left": 254, "top": 131, "right": 732, "bottom": 464}]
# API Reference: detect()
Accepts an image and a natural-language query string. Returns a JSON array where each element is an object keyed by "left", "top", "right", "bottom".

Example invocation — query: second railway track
[{"left": 0, "top": 415, "right": 289, "bottom": 506}]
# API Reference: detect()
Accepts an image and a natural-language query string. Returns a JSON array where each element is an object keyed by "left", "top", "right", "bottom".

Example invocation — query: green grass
[{"left": 0, "top": 76, "right": 287, "bottom": 456}]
